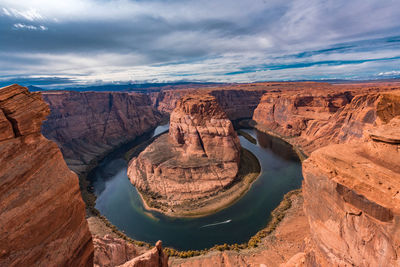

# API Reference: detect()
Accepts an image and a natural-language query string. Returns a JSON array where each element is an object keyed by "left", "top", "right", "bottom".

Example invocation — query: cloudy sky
[{"left": 1, "top": 0, "right": 400, "bottom": 88}]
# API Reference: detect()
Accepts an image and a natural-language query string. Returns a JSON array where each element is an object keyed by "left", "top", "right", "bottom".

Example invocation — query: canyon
[
  {"left": 42, "top": 91, "right": 163, "bottom": 175},
  {"left": 128, "top": 94, "right": 243, "bottom": 216},
  {"left": 1, "top": 81, "right": 400, "bottom": 266}
]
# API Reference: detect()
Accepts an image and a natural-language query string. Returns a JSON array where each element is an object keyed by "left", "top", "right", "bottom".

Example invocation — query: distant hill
[{"left": 27, "top": 82, "right": 223, "bottom": 93}]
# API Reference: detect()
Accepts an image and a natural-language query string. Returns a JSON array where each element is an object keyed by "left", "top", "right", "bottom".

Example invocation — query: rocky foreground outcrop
[
  {"left": 94, "top": 235, "right": 168, "bottom": 267},
  {"left": 42, "top": 91, "right": 162, "bottom": 174},
  {"left": 128, "top": 94, "right": 241, "bottom": 215},
  {"left": 0, "top": 85, "right": 93, "bottom": 266},
  {"left": 300, "top": 117, "right": 400, "bottom": 266}
]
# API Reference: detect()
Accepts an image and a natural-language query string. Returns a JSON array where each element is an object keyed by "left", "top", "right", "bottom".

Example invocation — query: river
[{"left": 88, "top": 124, "right": 303, "bottom": 250}]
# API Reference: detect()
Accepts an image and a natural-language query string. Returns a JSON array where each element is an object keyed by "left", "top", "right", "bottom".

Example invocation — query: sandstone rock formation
[
  {"left": 119, "top": 241, "right": 168, "bottom": 267},
  {"left": 275, "top": 91, "right": 400, "bottom": 267},
  {"left": 301, "top": 115, "right": 400, "bottom": 266},
  {"left": 94, "top": 235, "right": 138, "bottom": 267},
  {"left": 93, "top": 235, "right": 169, "bottom": 267},
  {"left": 128, "top": 94, "right": 241, "bottom": 215},
  {"left": 42, "top": 91, "right": 162, "bottom": 174},
  {"left": 253, "top": 90, "right": 353, "bottom": 138},
  {"left": 253, "top": 87, "right": 400, "bottom": 155},
  {"left": 150, "top": 87, "right": 266, "bottom": 120},
  {"left": 0, "top": 84, "right": 93, "bottom": 266}
]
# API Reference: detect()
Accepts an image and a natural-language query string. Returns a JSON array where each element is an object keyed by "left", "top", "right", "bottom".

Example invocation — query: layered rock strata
[
  {"left": 128, "top": 94, "right": 241, "bottom": 215},
  {"left": 301, "top": 114, "right": 400, "bottom": 266},
  {"left": 151, "top": 88, "right": 266, "bottom": 120},
  {"left": 0, "top": 84, "right": 93, "bottom": 266},
  {"left": 253, "top": 88, "right": 400, "bottom": 155},
  {"left": 42, "top": 91, "right": 162, "bottom": 174}
]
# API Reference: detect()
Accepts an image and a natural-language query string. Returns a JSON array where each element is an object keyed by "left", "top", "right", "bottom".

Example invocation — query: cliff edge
[{"left": 0, "top": 84, "right": 94, "bottom": 266}]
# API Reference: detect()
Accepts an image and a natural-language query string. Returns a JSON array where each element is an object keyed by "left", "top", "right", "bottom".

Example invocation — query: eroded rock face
[
  {"left": 93, "top": 235, "right": 137, "bottom": 267},
  {"left": 119, "top": 241, "right": 168, "bottom": 267},
  {"left": 128, "top": 94, "right": 240, "bottom": 214},
  {"left": 169, "top": 94, "right": 241, "bottom": 162},
  {"left": 93, "top": 236, "right": 168, "bottom": 267},
  {"left": 253, "top": 88, "right": 400, "bottom": 155},
  {"left": 253, "top": 91, "right": 353, "bottom": 137},
  {"left": 42, "top": 91, "right": 162, "bottom": 174},
  {"left": 301, "top": 114, "right": 400, "bottom": 266},
  {"left": 0, "top": 84, "right": 93, "bottom": 266}
]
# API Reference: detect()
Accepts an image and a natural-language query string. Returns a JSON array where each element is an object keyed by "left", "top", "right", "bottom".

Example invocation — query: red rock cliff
[
  {"left": 278, "top": 90, "right": 400, "bottom": 266},
  {"left": 42, "top": 91, "right": 162, "bottom": 174},
  {"left": 302, "top": 118, "right": 400, "bottom": 266},
  {"left": 0, "top": 84, "right": 93, "bottom": 266},
  {"left": 253, "top": 86, "right": 400, "bottom": 155}
]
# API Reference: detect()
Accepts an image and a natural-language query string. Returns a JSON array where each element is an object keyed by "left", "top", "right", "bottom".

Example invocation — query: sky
[{"left": 0, "top": 0, "right": 400, "bottom": 88}]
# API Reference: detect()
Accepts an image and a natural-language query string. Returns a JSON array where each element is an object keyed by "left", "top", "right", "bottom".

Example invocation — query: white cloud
[
  {"left": 378, "top": 71, "right": 400, "bottom": 76},
  {"left": 2, "top": 7, "right": 44, "bottom": 21},
  {"left": 13, "top": 23, "right": 47, "bottom": 31}
]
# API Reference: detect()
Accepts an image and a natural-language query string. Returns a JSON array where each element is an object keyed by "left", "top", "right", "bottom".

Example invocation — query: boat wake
[{"left": 200, "top": 219, "right": 232, "bottom": 228}]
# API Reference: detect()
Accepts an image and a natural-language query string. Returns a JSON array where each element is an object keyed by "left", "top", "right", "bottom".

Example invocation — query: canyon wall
[
  {"left": 0, "top": 84, "right": 93, "bottom": 266},
  {"left": 253, "top": 87, "right": 400, "bottom": 155},
  {"left": 41, "top": 83, "right": 334, "bottom": 175},
  {"left": 274, "top": 90, "right": 400, "bottom": 267},
  {"left": 42, "top": 91, "right": 163, "bottom": 174},
  {"left": 151, "top": 88, "right": 266, "bottom": 120}
]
